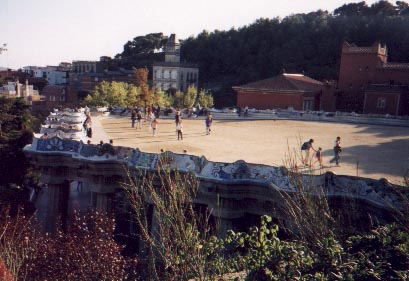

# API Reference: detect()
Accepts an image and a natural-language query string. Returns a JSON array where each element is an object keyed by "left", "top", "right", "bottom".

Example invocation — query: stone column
[
  {"left": 94, "top": 192, "right": 112, "bottom": 213},
  {"left": 43, "top": 181, "right": 70, "bottom": 233}
]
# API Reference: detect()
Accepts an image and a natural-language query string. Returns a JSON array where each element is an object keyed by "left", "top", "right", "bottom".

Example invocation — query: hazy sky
[{"left": 0, "top": 0, "right": 381, "bottom": 69}]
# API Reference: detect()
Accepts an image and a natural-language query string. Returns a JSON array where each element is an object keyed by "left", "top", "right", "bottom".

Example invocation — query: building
[
  {"left": 23, "top": 65, "right": 68, "bottom": 85},
  {"left": 233, "top": 73, "right": 325, "bottom": 111},
  {"left": 338, "top": 41, "right": 409, "bottom": 115},
  {"left": 0, "top": 79, "right": 42, "bottom": 104},
  {"left": 41, "top": 85, "right": 78, "bottom": 109},
  {"left": 152, "top": 34, "right": 199, "bottom": 92}
]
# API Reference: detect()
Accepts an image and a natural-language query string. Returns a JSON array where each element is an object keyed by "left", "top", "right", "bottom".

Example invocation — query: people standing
[
  {"left": 330, "top": 136, "right": 342, "bottom": 166},
  {"left": 177, "top": 120, "right": 183, "bottom": 140},
  {"left": 136, "top": 110, "right": 142, "bottom": 129},
  {"left": 175, "top": 110, "right": 181, "bottom": 133},
  {"left": 83, "top": 113, "right": 92, "bottom": 138},
  {"left": 301, "top": 139, "right": 316, "bottom": 165},
  {"left": 205, "top": 113, "right": 213, "bottom": 135},
  {"left": 152, "top": 118, "right": 158, "bottom": 136},
  {"left": 146, "top": 111, "right": 154, "bottom": 132},
  {"left": 131, "top": 109, "right": 136, "bottom": 128}
]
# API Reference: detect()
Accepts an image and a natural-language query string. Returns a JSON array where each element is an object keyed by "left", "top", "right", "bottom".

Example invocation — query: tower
[
  {"left": 338, "top": 41, "right": 388, "bottom": 90},
  {"left": 164, "top": 34, "right": 180, "bottom": 63}
]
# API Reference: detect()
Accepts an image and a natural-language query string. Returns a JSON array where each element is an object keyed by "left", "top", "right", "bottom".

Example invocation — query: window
[
  {"left": 164, "top": 70, "right": 170, "bottom": 79},
  {"left": 49, "top": 96, "right": 55, "bottom": 101},
  {"left": 156, "top": 70, "right": 162, "bottom": 79},
  {"left": 59, "top": 96, "right": 65, "bottom": 102},
  {"left": 171, "top": 70, "right": 177, "bottom": 80},
  {"left": 303, "top": 98, "right": 314, "bottom": 111},
  {"left": 377, "top": 97, "right": 386, "bottom": 108}
]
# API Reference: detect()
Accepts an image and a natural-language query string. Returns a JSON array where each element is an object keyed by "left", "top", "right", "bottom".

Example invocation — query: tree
[
  {"left": 0, "top": 97, "right": 35, "bottom": 188},
  {"left": 153, "top": 89, "right": 174, "bottom": 108},
  {"left": 182, "top": 85, "right": 197, "bottom": 108},
  {"left": 122, "top": 156, "right": 217, "bottom": 280},
  {"left": 334, "top": 2, "right": 369, "bottom": 16},
  {"left": 0, "top": 207, "right": 137, "bottom": 280},
  {"left": 197, "top": 89, "right": 214, "bottom": 108},
  {"left": 173, "top": 90, "right": 183, "bottom": 109},
  {"left": 120, "top": 33, "right": 168, "bottom": 58},
  {"left": 133, "top": 67, "right": 152, "bottom": 107}
]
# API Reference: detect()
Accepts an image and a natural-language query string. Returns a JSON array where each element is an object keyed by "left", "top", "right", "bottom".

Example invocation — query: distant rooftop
[{"left": 233, "top": 73, "right": 323, "bottom": 93}]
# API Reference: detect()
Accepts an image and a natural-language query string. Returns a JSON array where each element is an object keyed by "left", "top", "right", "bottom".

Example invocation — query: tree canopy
[
  {"left": 114, "top": 1, "right": 409, "bottom": 107},
  {"left": 0, "top": 97, "right": 35, "bottom": 189}
]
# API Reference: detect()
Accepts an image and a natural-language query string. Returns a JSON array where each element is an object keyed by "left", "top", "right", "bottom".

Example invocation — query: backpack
[{"left": 301, "top": 142, "right": 310, "bottom": 150}]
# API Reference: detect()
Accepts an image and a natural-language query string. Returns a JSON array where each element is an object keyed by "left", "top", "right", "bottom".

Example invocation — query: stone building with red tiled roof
[
  {"left": 233, "top": 73, "right": 329, "bottom": 111},
  {"left": 234, "top": 41, "right": 409, "bottom": 115}
]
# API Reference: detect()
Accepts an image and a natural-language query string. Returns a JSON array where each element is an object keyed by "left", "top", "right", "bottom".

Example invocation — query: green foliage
[
  {"left": 179, "top": 1, "right": 409, "bottom": 107},
  {"left": 84, "top": 78, "right": 214, "bottom": 110},
  {"left": 85, "top": 81, "right": 142, "bottom": 107},
  {"left": 197, "top": 89, "right": 214, "bottom": 108},
  {"left": 173, "top": 90, "right": 183, "bottom": 109},
  {"left": 153, "top": 89, "right": 174, "bottom": 108},
  {"left": 182, "top": 85, "right": 197, "bottom": 108},
  {"left": 121, "top": 33, "right": 167, "bottom": 57},
  {"left": 0, "top": 97, "right": 35, "bottom": 188}
]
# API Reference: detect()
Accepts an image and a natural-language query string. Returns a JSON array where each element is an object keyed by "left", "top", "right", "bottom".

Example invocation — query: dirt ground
[{"left": 99, "top": 116, "right": 409, "bottom": 186}]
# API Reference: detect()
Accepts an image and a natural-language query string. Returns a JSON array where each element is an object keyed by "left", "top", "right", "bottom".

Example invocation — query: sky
[{"left": 0, "top": 0, "right": 381, "bottom": 70}]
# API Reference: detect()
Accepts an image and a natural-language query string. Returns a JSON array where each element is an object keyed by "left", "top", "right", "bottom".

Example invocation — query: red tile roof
[{"left": 233, "top": 73, "right": 323, "bottom": 92}]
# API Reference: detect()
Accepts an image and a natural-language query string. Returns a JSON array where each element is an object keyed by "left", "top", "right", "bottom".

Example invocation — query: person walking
[
  {"left": 176, "top": 119, "right": 183, "bottom": 140},
  {"left": 147, "top": 111, "right": 155, "bottom": 132},
  {"left": 130, "top": 109, "right": 136, "bottom": 128},
  {"left": 205, "top": 113, "right": 213, "bottom": 135},
  {"left": 330, "top": 136, "right": 342, "bottom": 166},
  {"left": 152, "top": 118, "right": 158, "bottom": 136},
  {"left": 301, "top": 138, "right": 316, "bottom": 165},
  {"left": 136, "top": 110, "right": 142, "bottom": 129},
  {"left": 175, "top": 110, "right": 181, "bottom": 134}
]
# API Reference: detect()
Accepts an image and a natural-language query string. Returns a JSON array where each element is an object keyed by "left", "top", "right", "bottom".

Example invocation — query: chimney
[
  {"left": 15, "top": 80, "right": 21, "bottom": 98},
  {"left": 24, "top": 79, "right": 29, "bottom": 98}
]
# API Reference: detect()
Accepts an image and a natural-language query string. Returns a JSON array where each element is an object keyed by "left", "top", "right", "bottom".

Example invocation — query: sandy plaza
[{"left": 94, "top": 115, "right": 409, "bottom": 186}]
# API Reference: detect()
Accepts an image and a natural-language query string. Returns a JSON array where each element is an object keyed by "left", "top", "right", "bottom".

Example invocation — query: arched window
[{"left": 377, "top": 97, "right": 386, "bottom": 108}]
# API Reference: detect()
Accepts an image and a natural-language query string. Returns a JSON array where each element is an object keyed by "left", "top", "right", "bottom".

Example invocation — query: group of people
[
  {"left": 301, "top": 136, "right": 342, "bottom": 167},
  {"left": 129, "top": 107, "right": 214, "bottom": 140}
]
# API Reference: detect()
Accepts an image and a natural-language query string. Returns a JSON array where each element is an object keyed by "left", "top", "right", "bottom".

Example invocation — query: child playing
[
  {"left": 316, "top": 147, "right": 323, "bottom": 166},
  {"left": 176, "top": 120, "right": 183, "bottom": 140}
]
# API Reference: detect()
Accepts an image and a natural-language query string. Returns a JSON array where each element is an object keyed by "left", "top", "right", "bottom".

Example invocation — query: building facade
[
  {"left": 233, "top": 73, "right": 324, "bottom": 111},
  {"left": 0, "top": 80, "right": 42, "bottom": 104},
  {"left": 23, "top": 65, "right": 68, "bottom": 85},
  {"left": 152, "top": 34, "right": 199, "bottom": 92},
  {"left": 338, "top": 41, "right": 409, "bottom": 115}
]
